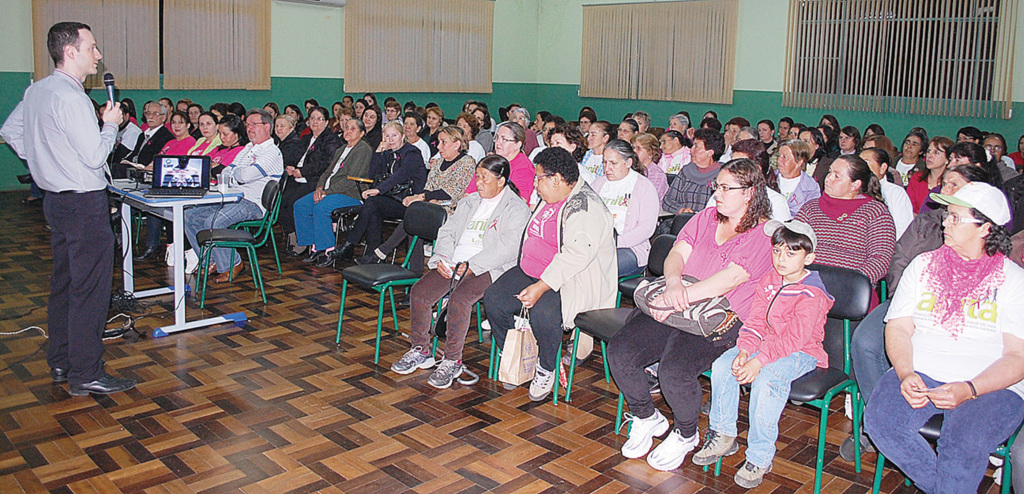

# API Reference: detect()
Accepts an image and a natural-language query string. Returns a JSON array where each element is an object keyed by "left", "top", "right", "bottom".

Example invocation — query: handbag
[
  {"left": 428, "top": 262, "right": 468, "bottom": 341},
  {"left": 373, "top": 150, "right": 415, "bottom": 200},
  {"left": 498, "top": 307, "right": 538, "bottom": 386},
  {"left": 633, "top": 274, "right": 742, "bottom": 345}
]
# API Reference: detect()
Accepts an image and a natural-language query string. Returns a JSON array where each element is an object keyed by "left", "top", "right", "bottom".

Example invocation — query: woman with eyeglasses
[
  {"left": 484, "top": 147, "right": 617, "bottom": 402},
  {"left": 465, "top": 121, "right": 535, "bottom": 203},
  {"left": 984, "top": 133, "right": 1020, "bottom": 181},
  {"left": 795, "top": 155, "right": 895, "bottom": 293},
  {"left": 865, "top": 182, "right": 1024, "bottom": 494},
  {"left": 608, "top": 158, "right": 774, "bottom": 472}
]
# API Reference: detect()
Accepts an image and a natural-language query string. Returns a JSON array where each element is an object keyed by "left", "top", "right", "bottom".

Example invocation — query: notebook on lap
[{"left": 144, "top": 155, "right": 210, "bottom": 198}]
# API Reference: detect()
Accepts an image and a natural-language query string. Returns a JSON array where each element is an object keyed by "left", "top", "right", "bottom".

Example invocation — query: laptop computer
[{"left": 144, "top": 155, "right": 210, "bottom": 198}]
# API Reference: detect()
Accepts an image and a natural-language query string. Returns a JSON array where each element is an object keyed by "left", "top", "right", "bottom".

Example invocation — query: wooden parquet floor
[{"left": 0, "top": 190, "right": 1006, "bottom": 493}]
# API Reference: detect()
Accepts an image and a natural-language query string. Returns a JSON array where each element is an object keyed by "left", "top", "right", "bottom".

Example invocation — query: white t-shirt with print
[
  {"left": 451, "top": 188, "right": 505, "bottom": 263},
  {"left": 598, "top": 170, "right": 639, "bottom": 234},
  {"left": 886, "top": 252, "right": 1024, "bottom": 398}
]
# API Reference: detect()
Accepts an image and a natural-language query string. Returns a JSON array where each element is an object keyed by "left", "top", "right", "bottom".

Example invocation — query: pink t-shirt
[
  {"left": 209, "top": 145, "right": 245, "bottom": 168},
  {"left": 160, "top": 136, "right": 197, "bottom": 156},
  {"left": 521, "top": 199, "right": 565, "bottom": 278},
  {"left": 465, "top": 152, "right": 535, "bottom": 202},
  {"left": 676, "top": 207, "right": 774, "bottom": 320}
]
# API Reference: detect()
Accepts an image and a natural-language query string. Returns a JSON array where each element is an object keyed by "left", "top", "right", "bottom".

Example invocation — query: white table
[{"left": 110, "top": 180, "right": 248, "bottom": 337}]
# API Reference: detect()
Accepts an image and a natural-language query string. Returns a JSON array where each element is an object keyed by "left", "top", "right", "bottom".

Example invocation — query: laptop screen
[{"left": 152, "top": 155, "right": 211, "bottom": 190}]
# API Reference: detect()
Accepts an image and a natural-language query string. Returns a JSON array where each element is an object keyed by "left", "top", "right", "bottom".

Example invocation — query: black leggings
[
  {"left": 484, "top": 266, "right": 563, "bottom": 372},
  {"left": 344, "top": 194, "right": 406, "bottom": 253},
  {"left": 607, "top": 309, "right": 728, "bottom": 437}
]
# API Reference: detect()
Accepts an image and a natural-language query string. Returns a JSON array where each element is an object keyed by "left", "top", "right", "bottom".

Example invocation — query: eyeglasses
[
  {"left": 708, "top": 182, "right": 749, "bottom": 191},
  {"left": 941, "top": 210, "right": 984, "bottom": 225},
  {"left": 308, "top": 117, "right": 326, "bottom": 122},
  {"left": 534, "top": 173, "right": 555, "bottom": 182},
  {"left": 985, "top": 144, "right": 1004, "bottom": 152}
]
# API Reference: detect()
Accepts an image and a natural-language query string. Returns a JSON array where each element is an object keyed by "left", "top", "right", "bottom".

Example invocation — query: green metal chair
[
  {"left": 230, "top": 196, "right": 283, "bottom": 274},
  {"left": 871, "top": 416, "right": 1022, "bottom": 493},
  {"left": 196, "top": 180, "right": 281, "bottom": 308},
  {"left": 335, "top": 201, "right": 447, "bottom": 364},
  {"left": 702, "top": 264, "right": 874, "bottom": 493}
]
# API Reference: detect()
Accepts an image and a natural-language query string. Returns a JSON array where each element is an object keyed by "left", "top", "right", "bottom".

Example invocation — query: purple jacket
[{"left": 592, "top": 173, "right": 660, "bottom": 266}]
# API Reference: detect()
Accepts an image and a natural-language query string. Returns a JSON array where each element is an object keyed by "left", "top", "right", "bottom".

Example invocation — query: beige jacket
[{"left": 522, "top": 179, "right": 618, "bottom": 330}]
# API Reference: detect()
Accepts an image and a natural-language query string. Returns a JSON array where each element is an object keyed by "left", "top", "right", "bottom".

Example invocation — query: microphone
[{"left": 103, "top": 73, "right": 115, "bottom": 103}]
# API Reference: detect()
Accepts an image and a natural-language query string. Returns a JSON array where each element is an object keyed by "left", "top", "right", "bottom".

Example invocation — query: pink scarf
[{"left": 921, "top": 245, "right": 1006, "bottom": 339}]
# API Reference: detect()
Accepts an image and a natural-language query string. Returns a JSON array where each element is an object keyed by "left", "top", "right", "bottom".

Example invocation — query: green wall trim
[{"left": 2, "top": 73, "right": 1021, "bottom": 191}]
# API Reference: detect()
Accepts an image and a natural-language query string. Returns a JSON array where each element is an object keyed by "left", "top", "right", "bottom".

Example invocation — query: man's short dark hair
[
  {"left": 958, "top": 126, "right": 983, "bottom": 141},
  {"left": 700, "top": 118, "right": 722, "bottom": 132},
  {"left": 534, "top": 147, "right": 580, "bottom": 185},
  {"left": 48, "top": 22, "right": 91, "bottom": 66}
]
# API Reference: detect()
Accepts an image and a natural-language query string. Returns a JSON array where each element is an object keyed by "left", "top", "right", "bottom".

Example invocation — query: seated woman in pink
[
  {"left": 157, "top": 110, "right": 197, "bottom": 157},
  {"left": 464, "top": 122, "right": 535, "bottom": 203},
  {"left": 208, "top": 115, "right": 247, "bottom": 177}
]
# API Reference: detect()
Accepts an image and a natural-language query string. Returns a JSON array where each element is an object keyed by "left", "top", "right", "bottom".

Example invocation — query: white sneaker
[
  {"left": 647, "top": 428, "right": 699, "bottom": 471},
  {"left": 165, "top": 243, "right": 174, "bottom": 266},
  {"left": 184, "top": 249, "right": 200, "bottom": 275},
  {"left": 528, "top": 366, "right": 556, "bottom": 401},
  {"left": 620, "top": 409, "right": 669, "bottom": 459}
]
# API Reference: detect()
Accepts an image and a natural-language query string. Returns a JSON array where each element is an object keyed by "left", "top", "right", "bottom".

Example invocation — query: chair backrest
[
  {"left": 261, "top": 180, "right": 280, "bottom": 212},
  {"left": 810, "top": 263, "right": 873, "bottom": 372},
  {"left": 670, "top": 212, "right": 695, "bottom": 235},
  {"left": 251, "top": 180, "right": 281, "bottom": 243},
  {"left": 647, "top": 234, "right": 676, "bottom": 277},
  {"left": 403, "top": 201, "right": 447, "bottom": 241}
]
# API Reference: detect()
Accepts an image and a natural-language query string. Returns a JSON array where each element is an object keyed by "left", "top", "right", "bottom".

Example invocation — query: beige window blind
[
  {"left": 32, "top": 0, "right": 160, "bottom": 89},
  {"left": 783, "top": 0, "right": 1018, "bottom": 119},
  {"left": 163, "top": 0, "right": 270, "bottom": 90},
  {"left": 344, "top": 0, "right": 494, "bottom": 94},
  {"left": 580, "top": 0, "right": 738, "bottom": 104}
]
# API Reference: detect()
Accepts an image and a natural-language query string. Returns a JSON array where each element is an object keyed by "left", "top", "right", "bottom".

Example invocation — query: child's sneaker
[
  {"left": 391, "top": 347, "right": 435, "bottom": 374},
  {"left": 734, "top": 460, "right": 772, "bottom": 489},
  {"left": 620, "top": 409, "right": 669, "bottom": 459},
  {"left": 692, "top": 429, "right": 739, "bottom": 466},
  {"left": 646, "top": 428, "right": 699, "bottom": 471}
]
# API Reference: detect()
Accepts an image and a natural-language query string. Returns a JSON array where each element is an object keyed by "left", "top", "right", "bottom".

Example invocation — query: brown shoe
[{"left": 214, "top": 262, "right": 243, "bottom": 284}]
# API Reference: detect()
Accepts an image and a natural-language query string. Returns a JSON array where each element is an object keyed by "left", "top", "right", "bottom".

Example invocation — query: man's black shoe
[
  {"left": 17, "top": 174, "right": 33, "bottom": 184},
  {"left": 69, "top": 374, "right": 137, "bottom": 396},
  {"left": 51, "top": 367, "right": 69, "bottom": 383},
  {"left": 134, "top": 245, "right": 160, "bottom": 261},
  {"left": 287, "top": 246, "right": 308, "bottom": 258}
]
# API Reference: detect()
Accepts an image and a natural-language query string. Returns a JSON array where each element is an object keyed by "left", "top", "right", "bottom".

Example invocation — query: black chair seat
[
  {"left": 619, "top": 277, "right": 652, "bottom": 299},
  {"left": 331, "top": 205, "right": 362, "bottom": 221},
  {"left": 574, "top": 308, "right": 635, "bottom": 342},
  {"left": 197, "top": 228, "right": 254, "bottom": 245},
  {"left": 789, "top": 367, "right": 850, "bottom": 403},
  {"left": 342, "top": 264, "right": 419, "bottom": 288},
  {"left": 919, "top": 415, "right": 942, "bottom": 440}
]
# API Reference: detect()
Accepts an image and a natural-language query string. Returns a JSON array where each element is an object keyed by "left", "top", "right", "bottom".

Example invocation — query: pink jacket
[{"left": 736, "top": 270, "right": 833, "bottom": 368}]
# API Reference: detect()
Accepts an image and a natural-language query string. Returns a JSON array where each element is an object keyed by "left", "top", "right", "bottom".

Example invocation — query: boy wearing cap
[{"left": 693, "top": 220, "right": 835, "bottom": 488}]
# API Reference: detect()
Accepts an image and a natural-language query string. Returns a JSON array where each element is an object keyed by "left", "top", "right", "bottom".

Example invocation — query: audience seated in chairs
[
  {"left": 292, "top": 118, "right": 372, "bottom": 262},
  {"left": 484, "top": 147, "right": 617, "bottom": 402},
  {"left": 326, "top": 121, "right": 427, "bottom": 265},
  {"left": 279, "top": 106, "right": 343, "bottom": 255},
  {"left": 355, "top": 125, "right": 477, "bottom": 269},
  {"left": 390, "top": 155, "right": 531, "bottom": 389}
]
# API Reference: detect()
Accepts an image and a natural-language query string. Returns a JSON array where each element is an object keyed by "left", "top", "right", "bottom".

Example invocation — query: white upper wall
[{"left": 2, "top": 0, "right": 1023, "bottom": 100}]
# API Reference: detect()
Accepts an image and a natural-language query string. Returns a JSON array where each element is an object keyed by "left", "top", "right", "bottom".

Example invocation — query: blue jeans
[
  {"left": 865, "top": 369, "right": 1024, "bottom": 494},
  {"left": 293, "top": 191, "right": 361, "bottom": 252},
  {"left": 851, "top": 299, "right": 891, "bottom": 403},
  {"left": 709, "top": 346, "right": 818, "bottom": 468},
  {"left": 617, "top": 247, "right": 645, "bottom": 277},
  {"left": 184, "top": 199, "right": 265, "bottom": 273}
]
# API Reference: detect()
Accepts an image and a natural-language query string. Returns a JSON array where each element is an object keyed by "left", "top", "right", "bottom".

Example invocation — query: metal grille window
[{"left": 783, "top": 0, "right": 1018, "bottom": 119}]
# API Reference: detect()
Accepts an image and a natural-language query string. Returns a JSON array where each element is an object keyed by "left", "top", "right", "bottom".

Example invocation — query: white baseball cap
[{"left": 929, "top": 182, "right": 1011, "bottom": 225}]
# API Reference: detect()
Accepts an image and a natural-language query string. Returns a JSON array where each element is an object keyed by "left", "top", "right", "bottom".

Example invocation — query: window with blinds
[
  {"left": 580, "top": 0, "right": 738, "bottom": 104},
  {"left": 783, "top": 0, "right": 1018, "bottom": 119},
  {"left": 344, "top": 0, "right": 494, "bottom": 94},
  {"left": 32, "top": 0, "right": 160, "bottom": 89}
]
